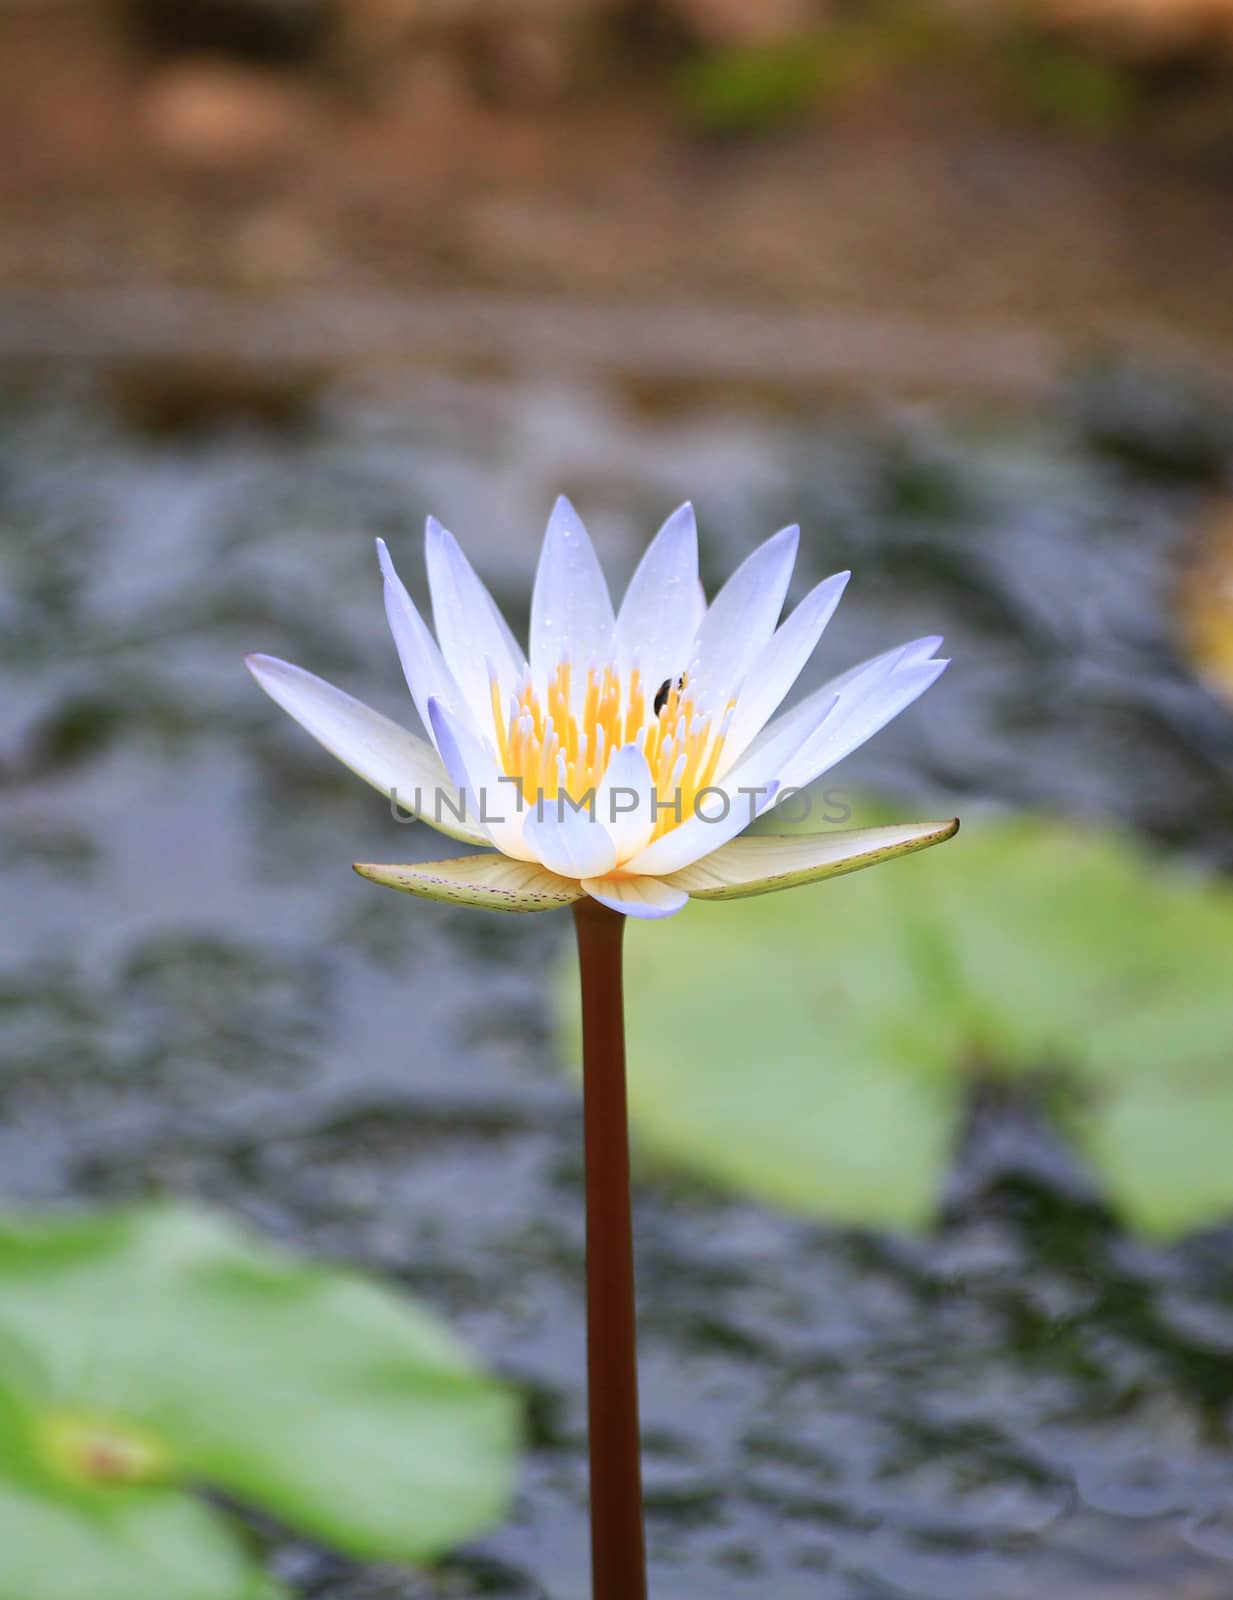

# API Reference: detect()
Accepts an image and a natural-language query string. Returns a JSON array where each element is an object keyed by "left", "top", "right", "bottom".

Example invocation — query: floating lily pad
[
  {"left": 0, "top": 1205, "right": 519, "bottom": 1600},
  {"left": 558, "top": 816, "right": 1233, "bottom": 1236}
]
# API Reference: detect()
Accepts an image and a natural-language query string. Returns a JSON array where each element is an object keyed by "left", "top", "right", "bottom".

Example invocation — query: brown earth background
[{"left": 4, "top": 0, "right": 1233, "bottom": 383}]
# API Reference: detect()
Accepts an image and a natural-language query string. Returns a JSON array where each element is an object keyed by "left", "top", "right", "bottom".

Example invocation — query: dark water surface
[{"left": 3, "top": 357, "right": 1233, "bottom": 1598}]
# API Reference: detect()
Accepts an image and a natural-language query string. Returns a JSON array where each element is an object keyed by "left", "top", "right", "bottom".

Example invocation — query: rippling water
[{"left": 2, "top": 354, "right": 1233, "bottom": 1597}]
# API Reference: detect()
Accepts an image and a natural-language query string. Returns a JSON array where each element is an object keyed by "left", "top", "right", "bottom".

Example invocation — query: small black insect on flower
[{"left": 654, "top": 675, "right": 686, "bottom": 717}]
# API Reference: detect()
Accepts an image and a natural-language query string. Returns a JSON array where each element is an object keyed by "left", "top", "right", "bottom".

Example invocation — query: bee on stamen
[{"left": 654, "top": 674, "right": 686, "bottom": 717}]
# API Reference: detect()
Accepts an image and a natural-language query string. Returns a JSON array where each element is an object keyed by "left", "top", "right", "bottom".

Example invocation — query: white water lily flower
[{"left": 247, "top": 499, "right": 956, "bottom": 920}]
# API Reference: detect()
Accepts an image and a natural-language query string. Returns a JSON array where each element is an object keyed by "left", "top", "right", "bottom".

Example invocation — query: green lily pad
[
  {"left": 557, "top": 815, "right": 1233, "bottom": 1236},
  {"left": 0, "top": 1204, "right": 519, "bottom": 1600}
]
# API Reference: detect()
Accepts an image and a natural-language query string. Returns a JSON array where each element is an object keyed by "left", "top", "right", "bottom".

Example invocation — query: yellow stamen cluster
[{"left": 490, "top": 662, "right": 732, "bottom": 839}]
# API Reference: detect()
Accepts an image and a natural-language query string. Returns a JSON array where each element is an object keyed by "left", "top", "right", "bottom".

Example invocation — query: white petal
[
  {"left": 426, "top": 698, "right": 535, "bottom": 860},
  {"left": 822, "top": 634, "right": 944, "bottom": 698},
  {"left": 724, "top": 696, "right": 841, "bottom": 801},
  {"left": 741, "top": 636, "right": 943, "bottom": 773},
  {"left": 354, "top": 852, "right": 582, "bottom": 912},
  {"left": 614, "top": 502, "right": 704, "bottom": 688},
  {"left": 622, "top": 780, "right": 781, "bottom": 878},
  {"left": 718, "top": 570, "right": 850, "bottom": 774},
  {"left": 594, "top": 743, "right": 658, "bottom": 862},
  {"left": 779, "top": 657, "right": 949, "bottom": 791},
  {"left": 683, "top": 641, "right": 945, "bottom": 852},
  {"left": 896, "top": 634, "right": 945, "bottom": 667},
  {"left": 580, "top": 875, "right": 689, "bottom": 920},
  {"left": 664, "top": 818, "right": 960, "bottom": 899},
  {"left": 687, "top": 524, "right": 799, "bottom": 714},
  {"left": 523, "top": 798, "right": 619, "bottom": 880},
  {"left": 529, "top": 496, "right": 614, "bottom": 689},
  {"left": 377, "top": 538, "right": 466, "bottom": 745},
  {"left": 425, "top": 517, "right": 526, "bottom": 730},
  {"left": 245, "top": 654, "right": 485, "bottom": 845}
]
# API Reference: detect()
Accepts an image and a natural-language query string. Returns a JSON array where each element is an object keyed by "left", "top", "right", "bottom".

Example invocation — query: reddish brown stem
[{"left": 572, "top": 897, "right": 647, "bottom": 1600}]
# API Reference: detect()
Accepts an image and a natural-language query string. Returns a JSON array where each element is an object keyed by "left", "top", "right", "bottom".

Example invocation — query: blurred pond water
[{"left": 2, "top": 349, "right": 1233, "bottom": 1598}]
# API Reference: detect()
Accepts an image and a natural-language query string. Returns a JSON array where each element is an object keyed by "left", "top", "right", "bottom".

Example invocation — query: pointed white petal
[
  {"left": 377, "top": 538, "right": 466, "bottom": 744},
  {"left": 780, "top": 657, "right": 949, "bottom": 791},
  {"left": 738, "top": 656, "right": 891, "bottom": 772},
  {"left": 822, "top": 634, "right": 944, "bottom": 698},
  {"left": 688, "top": 524, "right": 799, "bottom": 714},
  {"left": 594, "top": 743, "right": 658, "bottom": 863},
  {"left": 245, "top": 654, "right": 485, "bottom": 845},
  {"left": 622, "top": 780, "right": 781, "bottom": 878},
  {"left": 740, "top": 636, "right": 944, "bottom": 773},
  {"left": 427, "top": 698, "right": 535, "bottom": 860},
  {"left": 608, "top": 640, "right": 943, "bottom": 884},
  {"left": 614, "top": 502, "right": 704, "bottom": 688},
  {"left": 664, "top": 818, "right": 959, "bottom": 900},
  {"left": 425, "top": 517, "right": 526, "bottom": 729},
  {"left": 718, "top": 570, "right": 850, "bottom": 773},
  {"left": 530, "top": 496, "right": 615, "bottom": 688},
  {"left": 425, "top": 698, "right": 469, "bottom": 790},
  {"left": 897, "top": 634, "right": 945, "bottom": 667},
  {"left": 580, "top": 875, "right": 689, "bottom": 920},
  {"left": 659, "top": 639, "right": 945, "bottom": 869},
  {"left": 722, "top": 694, "right": 842, "bottom": 804},
  {"left": 523, "top": 800, "right": 619, "bottom": 880},
  {"left": 354, "top": 852, "right": 582, "bottom": 912}
]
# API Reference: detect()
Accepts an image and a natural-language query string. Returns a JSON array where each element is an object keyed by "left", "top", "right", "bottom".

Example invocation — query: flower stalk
[{"left": 573, "top": 897, "right": 647, "bottom": 1600}]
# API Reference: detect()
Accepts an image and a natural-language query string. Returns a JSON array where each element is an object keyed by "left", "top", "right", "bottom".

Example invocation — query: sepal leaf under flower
[
  {"left": 663, "top": 818, "right": 960, "bottom": 900},
  {"left": 353, "top": 853, "right": 583, "bottom": 912},
  {"left": 354, "top": 818, "right": 958, "bottom": 917}
]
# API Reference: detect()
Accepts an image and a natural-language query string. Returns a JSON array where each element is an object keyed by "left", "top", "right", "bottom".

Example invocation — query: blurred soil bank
[{"left": 0, "top": 0, "right": 1231, "bottom": 367}]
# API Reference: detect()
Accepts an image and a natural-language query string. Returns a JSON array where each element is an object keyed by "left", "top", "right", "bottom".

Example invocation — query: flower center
[{"left": 489, "top": 662, "right": 733, "bottom": 838}]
